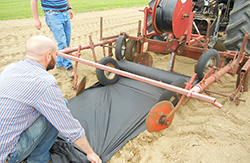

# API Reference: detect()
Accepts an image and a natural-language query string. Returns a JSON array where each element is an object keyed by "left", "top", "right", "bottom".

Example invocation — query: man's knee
[{"left": 22, "top": 115, "right": 57, "bottom": 142}]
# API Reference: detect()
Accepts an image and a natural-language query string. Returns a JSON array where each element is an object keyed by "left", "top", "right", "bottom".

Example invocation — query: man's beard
[{"left": 47, "top": 56, "right": 56, "bottom": 71}]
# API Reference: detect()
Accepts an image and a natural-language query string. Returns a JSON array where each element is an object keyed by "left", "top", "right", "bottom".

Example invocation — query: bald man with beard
[{"left": 0, "top": 35, "right": 102, "bottom": 163}]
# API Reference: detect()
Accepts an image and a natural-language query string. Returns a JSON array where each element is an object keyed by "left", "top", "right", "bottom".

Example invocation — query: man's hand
[
  {"left": 31, "top": 0, "right": 41, "bottom": 30},
  {"left": 74, "top": 136, "right": 102, "bottom": 163},
  {"left": 87, "top": 152, "right": 102, "bottom": 163},
  {"left": 68, "top": 9, "right": 73, "bottom": 19},
  {"left": 35, "top": 19, "right": 42, "bottom": 30}
]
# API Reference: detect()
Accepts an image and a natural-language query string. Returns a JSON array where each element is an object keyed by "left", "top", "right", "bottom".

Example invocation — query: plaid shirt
[{"left": 0, "top": 59, "right": 85, "bottom": 162}]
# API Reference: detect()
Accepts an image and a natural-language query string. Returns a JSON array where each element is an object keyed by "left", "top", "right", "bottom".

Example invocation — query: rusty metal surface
[
  {"left": 146, "top": 101, "right": 174, "bottom": 132},
  {"left": 76, "top": 76, "right": 87, "bottom": 96},
  {"left": 133, "top": 52, "right": 153, "bottom": 66}
]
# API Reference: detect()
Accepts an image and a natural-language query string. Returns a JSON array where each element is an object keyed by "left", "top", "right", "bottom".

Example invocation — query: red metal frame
[
  {"left": 57, "top": 50, "right": 220, "bottom": 107},
  {"left": 57, "top": 5, "right": 250, "bottom": 109}
]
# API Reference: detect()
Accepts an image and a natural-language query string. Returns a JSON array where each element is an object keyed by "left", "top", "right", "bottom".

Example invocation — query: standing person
[
  {"left": 31, "top": 0, "right": 74, "bottom": 78},
  {"left": 0, "top": 35, "right": 102, "bottom": 163}
]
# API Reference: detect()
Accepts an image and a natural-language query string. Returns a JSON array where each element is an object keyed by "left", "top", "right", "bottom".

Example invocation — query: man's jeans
[
  {"left": 5, "top": 116, "right": 59, "bottom": 163},
  {"left": 45, "top": 11, "right": 73, "bottom": 70}
]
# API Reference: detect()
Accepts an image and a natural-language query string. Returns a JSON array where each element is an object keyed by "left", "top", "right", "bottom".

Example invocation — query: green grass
[{"left": 0, "top": 0, "right": 149, "bottom": 20}]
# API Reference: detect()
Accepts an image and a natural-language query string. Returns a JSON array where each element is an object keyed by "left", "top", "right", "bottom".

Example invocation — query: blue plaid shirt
[{"left": 0, "top": 59, "right": 85, "bottom": 162}]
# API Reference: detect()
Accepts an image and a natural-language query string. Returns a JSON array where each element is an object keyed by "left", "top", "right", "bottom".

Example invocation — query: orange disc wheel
[{"left": 146, "top": 101, "right": 174, "bottom": 132}]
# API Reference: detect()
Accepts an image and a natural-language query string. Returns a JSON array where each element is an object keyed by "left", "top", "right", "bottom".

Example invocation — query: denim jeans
[
  {"left": 45, "top": 11, "right": 73, "bottom": 70},
  {"left": 5, "top": 115, "right": 59, "bottom": 163}
]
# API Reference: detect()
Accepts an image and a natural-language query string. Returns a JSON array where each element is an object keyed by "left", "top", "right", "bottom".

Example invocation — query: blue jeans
[
  {"left": 5, "top": 116, "right": 59, "bottom": 163},
  {"left": 45, "top": 11, "right": 73, "bottom": 70}
]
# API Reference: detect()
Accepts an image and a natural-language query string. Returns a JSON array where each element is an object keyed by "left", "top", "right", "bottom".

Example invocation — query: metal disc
[
  {"left": 133, "top": 52, "right": 153, "bottom": 66},
  {"left": 76, "top": 76, "right": 86, "bottom": 96},
  {"left": 146, "top": 101, "right": 174, "bottom": 132},
  {"left": 172, "top": 0, "right": 193, "bottom": 38}
]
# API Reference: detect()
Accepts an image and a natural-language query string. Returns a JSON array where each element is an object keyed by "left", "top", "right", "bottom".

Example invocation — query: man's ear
[{"left": 45, "top": 51, "right": 51, "bottom": 62}]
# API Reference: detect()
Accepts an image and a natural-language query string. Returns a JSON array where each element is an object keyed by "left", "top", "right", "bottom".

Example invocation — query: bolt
[
  {"left": 165, "top": 121, "right": 170, "bottom": 126},
  {"left": 158, "top": 115, "right": 166, "bottom": 125}
]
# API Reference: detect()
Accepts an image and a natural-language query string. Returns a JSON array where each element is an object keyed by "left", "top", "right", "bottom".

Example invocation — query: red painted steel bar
[
  {"left": 164, "top": 73, "right": 197, "bottom": 124},
  {"left": 57, "top": 51, "right": 222, "bottom": 107},
  {"left": 188, "top": 35, "right": 204, "bottom": 45},
  {"left": 142, "top": 7, "right": 149, "bottom": 36},
  {"left": 62, "top": 38, "right": 118, "bottom": 54}
]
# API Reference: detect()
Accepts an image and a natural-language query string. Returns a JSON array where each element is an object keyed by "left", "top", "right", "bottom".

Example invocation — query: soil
[{"left": 0, "top": 7, "right": 250, "bottom": 163}]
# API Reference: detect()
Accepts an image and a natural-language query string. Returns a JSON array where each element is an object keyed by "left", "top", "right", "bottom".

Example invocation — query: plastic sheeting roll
[
  {"left": 152, "top": 0, "right": 193, "bottom": 38},
  {"left": 155, "top": 0, "right": 177, "bottom": 33},
  {"left": 118, "top": 60, "right": 199, "bottom": 85}
]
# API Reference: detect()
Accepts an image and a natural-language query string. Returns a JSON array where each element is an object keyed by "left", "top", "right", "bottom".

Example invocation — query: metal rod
[
  {"left": 193, "top": 21, "right": 200, "bottom": 35},
  {"left": 100, "top": 17, "right": 103, "bottom": 40},
  {"left": 204, "top": 89, "right": 246, "bottom": 102},
  {"left": 60, "top": 38, "right": 118, "bottom": 55},
  {"left": 164, "top": 74, "right": 197, "bottom": 124},
  {"left": 168, "top": 52, "right": 176, "bottom": 71}
]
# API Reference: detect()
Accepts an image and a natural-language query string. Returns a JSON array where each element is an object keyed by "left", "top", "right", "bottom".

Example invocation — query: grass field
[{"left": 0, "top": 0, "right": 149, "bottom": 20}]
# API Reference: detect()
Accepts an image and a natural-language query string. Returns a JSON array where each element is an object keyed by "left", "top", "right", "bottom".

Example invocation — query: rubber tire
[
  {"left": 195, "top": 49, "right": 220, "bottom": 81},
  {"left": 115, "top": 35, "right": 126, "bottom": 60},
  {"left": 125, "top": 39, "right": 141, "bottom": 61},
  {"left": 96, "top": 57, "right": 120, "bottom": 85},
  {"left": 158, "top": 78, "right": 186, "bottom": 106},
  {"left": 224, "top": 0, "right": 250, "bottom": 55}
]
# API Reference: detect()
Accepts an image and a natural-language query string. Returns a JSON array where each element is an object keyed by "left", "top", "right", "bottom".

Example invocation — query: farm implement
[{"left": 57, "top": 0, "right": 250, "bottom": 132}]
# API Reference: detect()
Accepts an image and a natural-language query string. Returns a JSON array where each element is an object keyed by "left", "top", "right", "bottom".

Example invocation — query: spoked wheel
[
  {"left": 146, "top": 101, "right": 174, "bottom": 132},
  {"left": 96, "top": 57, "right": 120, "bottom": 85},
  {"left": 115, "top": 35, "right": 126, "bottom": 60},
  {"left": 195, "top": 49, "right": 220, "bottom": 80},
  {"left": 125, "top": 39, "right": 141, "bottom": 61}
]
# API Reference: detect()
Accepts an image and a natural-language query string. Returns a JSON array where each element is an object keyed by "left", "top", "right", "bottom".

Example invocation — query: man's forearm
[
  {"left": 30, "top": 0, "right": 39, "bottom": 20},
  {"left": 74, "top": 135, "right": 94, "bottom": 155},
  {"left": 74, "top": 136, "right": 102, "bottom": 163},
  {"left": 67, "top": 0, "right": 72, "bottom": 8}
]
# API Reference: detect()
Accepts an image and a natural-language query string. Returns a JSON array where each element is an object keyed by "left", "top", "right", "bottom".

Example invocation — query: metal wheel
[
  {"left": 115, "top": 35, "right": 126, "bottom": 60},
  {"left": 96, "top": 57, "right": 120, "bottom": 85},
  {"left": 195, "top": 49, "right": 220, "bottom": 80},
  {"left": 124, "top": 39, "right": 141, "bottom": 61},
  {"left": 146, "top": 101, "right": 174, "bottom": 132}
]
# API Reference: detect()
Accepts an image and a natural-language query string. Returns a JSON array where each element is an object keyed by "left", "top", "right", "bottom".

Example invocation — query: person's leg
[
  {"left": 64, "top": 12, "right": 71, "bottom": 50},
  {"left": 62, "top": 12, "right": 74, "bottom": 70},
  {"left": 45, "top": 11, "right": 73, "bottom": 70},
  {"left": 5, "top": 115, "right": 58, "bottom": 163}
]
